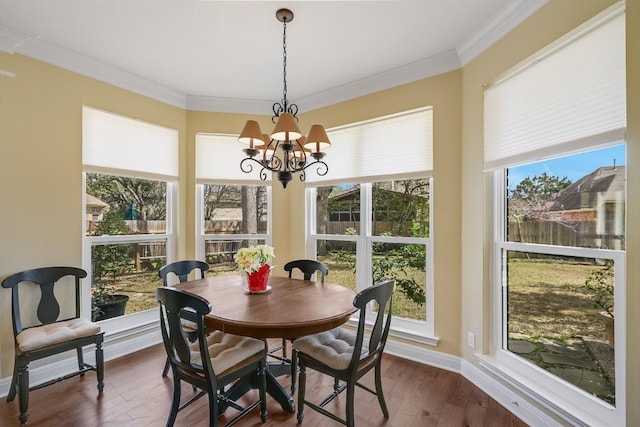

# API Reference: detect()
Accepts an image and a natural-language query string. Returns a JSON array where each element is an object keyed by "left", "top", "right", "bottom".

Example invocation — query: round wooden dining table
[{"left": 174, "top": 274, "right": 357, "bottom": 413}]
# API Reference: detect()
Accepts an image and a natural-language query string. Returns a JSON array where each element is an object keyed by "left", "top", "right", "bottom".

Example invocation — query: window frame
[
  {"left": 195, "top": 183, "right": 273, "bottom": 266},
  {"left": 486, "top": 163, "right": 626, "bottom": 426},
  {"left": 82, "top": 173, "right": 177, "bottom": 332},
  {"left": 307, "top": 179, "right": 435, "bottom": 343}
]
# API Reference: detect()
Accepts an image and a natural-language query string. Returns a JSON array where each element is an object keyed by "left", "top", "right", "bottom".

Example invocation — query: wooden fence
[{"left": 507, "top": 221, "right": 624, "bottom": 250}]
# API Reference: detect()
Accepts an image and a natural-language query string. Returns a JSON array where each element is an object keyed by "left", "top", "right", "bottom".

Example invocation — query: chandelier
[{"left": 238, "top": 8, "right": 331, "bottom": 188}]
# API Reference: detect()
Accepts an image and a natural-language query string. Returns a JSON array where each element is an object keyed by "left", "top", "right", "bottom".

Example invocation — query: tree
[
  {"left": 316, "top": 187, "right": 333, "bottom": 255},
  {"left": 510, "top": 172, "right": 571, "bottom": 202},
  {"left": 86, "top": 173, "right": 166, "bottom": 220},
  {"left": 372, "top": 179, "right": 429, "bottom": 236},
  {"left": 508, "top": 172, "right": 572, "bottom": 242},
  {"left": 372, "top": 221, "right": 427, "bottom": 306},
  {"left": 92, "top": 209, "right": 134, "bottom": 285}
]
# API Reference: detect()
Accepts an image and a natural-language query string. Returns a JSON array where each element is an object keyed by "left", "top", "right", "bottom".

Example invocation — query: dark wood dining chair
[
  {"left": 284, "top": 259, "right": 329, "bottom": 282},
  {"left": 156, "top": 287, "right": 267, "bottom": 427},
  {"left": 1, "top": 266, "right": 105, "bottom": 425},
  {"left": 293, "top": 279, "right": 395, "bottom": 427},
  {"left": 281, "top": 259, "right": 329, "bottom": 393},
  {"left": 158, "top": 259, "right": 210, "bottom": 376}
]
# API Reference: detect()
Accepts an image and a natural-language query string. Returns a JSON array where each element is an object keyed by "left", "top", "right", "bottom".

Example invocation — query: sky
[{"left": 508, "top": 144, "right": 626, "bottom": 189}]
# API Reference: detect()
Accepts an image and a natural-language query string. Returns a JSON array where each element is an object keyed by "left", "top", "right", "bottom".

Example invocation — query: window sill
[
  {"left": 477, "top": 353, "right": 621, "bottom": 427},
  {"left": 344, "top": 318, "right": 439, "bottom": 347}
]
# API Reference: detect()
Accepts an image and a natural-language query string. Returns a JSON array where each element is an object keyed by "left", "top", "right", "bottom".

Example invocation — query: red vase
[{"left": 246, "top": 264, "right": 270, "bottom": 291}]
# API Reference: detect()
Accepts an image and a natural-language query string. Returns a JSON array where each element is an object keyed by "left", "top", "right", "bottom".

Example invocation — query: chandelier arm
[
  {"left": 240, "top": 157, "right": 255, "bottom": 174},
  {"left": 258, "top": 167, "right": 269, "bottom": 182},
  {"left": 268, "top": 154, "right": 283, "bottom": 171},
  {"left": 301, "top": 159, "right": 329, "bottom": 177}
]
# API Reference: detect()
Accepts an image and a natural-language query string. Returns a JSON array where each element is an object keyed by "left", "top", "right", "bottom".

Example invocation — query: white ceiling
[{"left": 0, "top": 0, "right": 546, "bottom": 114}]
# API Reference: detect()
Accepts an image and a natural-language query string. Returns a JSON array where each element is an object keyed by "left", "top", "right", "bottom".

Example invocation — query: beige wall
[
  {"left": 0, "top": 53, "right": 188, "bottom": 375},
  {"left": 1, "top": 0, "right": 637, "bottom": 421}
]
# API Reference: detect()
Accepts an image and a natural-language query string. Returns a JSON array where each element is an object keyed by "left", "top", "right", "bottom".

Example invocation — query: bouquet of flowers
[
  {"left": 234, "top": 245, "right": 275, "bottom": 273},
  {"left": 235, "top": 245, "right": 275, "bottom": 292}
]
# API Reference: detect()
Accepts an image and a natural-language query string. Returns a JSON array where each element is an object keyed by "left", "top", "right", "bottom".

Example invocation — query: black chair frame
[
  {"left": 295, "top": 279, "right": 395, "bottom": 427},
  {"left": 2, "top": 266, "right": 104, "bottom": 424},
  {"left": 158, "top": 259, "right": 209, "bottom": 377},
  {"left": 280, "top": 259, "right": 329, "bottom": 393},
  {"left": 157, "top": 286, "right": 267, "bottom": 427}
]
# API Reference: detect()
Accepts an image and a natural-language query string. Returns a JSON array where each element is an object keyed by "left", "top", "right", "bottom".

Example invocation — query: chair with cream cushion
[
  {"left": 281, "top": 259, "right": 329, "bottom": 393},
  {"left": 1, "top": 266, "right": 104, "bottom": 425},
  {"left": 158, "top": 259, "right": 210, "bottom": 376},
  {"left": 156, "top": 286, "right": 268, "bottom": 427},
  {"left": 293, "top": 279, "right": 395, "bottom": 427}
]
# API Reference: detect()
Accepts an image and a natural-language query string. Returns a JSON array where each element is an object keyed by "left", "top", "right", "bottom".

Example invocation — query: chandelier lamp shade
[{"left": 238, "top": 8, "right": 331, "bottom": 188}]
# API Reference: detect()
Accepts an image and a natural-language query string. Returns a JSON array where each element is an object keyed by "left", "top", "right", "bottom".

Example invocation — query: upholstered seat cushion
[
  {"left": 293, "top": 328, "right": 368, "bottom": 370},
  {"left": 190, "top": 330, "right": 265, "bottom": 374},
  {"left": 17, "top": 318, "right": 101, "bottom": 352}
]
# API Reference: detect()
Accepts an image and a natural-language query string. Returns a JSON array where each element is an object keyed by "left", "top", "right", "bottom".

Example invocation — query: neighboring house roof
[
  {"left": 86, "top": 194, "right": 109, "bottom": 208},
  {"left": 330, "top": 185, "right": 430, "bottom": 204},
  {"left": 550, "top": 166, "right": 625, "bottom": 211}
]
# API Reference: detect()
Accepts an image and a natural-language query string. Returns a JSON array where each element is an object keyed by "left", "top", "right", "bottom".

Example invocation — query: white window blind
[
  {"left": 483, "top": 6, "right": 625, "bottom": 170},
  {"left": 83, "top": 107, "right": 179, "bottom": 180},
  {"left": 196, "top": 134, "right": 271, "bottom": 185},
  {"left": 306, "top": 107, "right": 433, "bottom": 185}
]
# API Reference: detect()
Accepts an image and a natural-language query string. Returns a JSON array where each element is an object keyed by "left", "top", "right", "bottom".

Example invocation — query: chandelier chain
[{"left": 282, "top": 17, "right": 288, "bottom": 110}]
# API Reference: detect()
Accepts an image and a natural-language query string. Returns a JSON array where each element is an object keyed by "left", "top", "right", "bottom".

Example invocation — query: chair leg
[
  {"left": 96, "top": 335, "right": 105, "bottom": 394},
  {"left": 296, "top": 365, "right": 306, "bottom": 424},
  {"left": 346, "top": 382, "right": 356, "bottom": 427},
  {"left": 208, "top": 388, "right": 218, "bottom": 427},
  {"left": 76, "top": 347, "right": 85, "bottom": 376},
  {"left": 290, "top": 349, "right": 298, "bottom": 394},
  {"left": 374, "top": 360, "right": 389, "bottom": 418},
  {"left": 17, "top": 364, "right": 29, "bottom": 424},
  {"left": 167, "top": 376, "right": 181, "bottom": 427},
  {"left": 259, "top": 361, "right": 268, "bottom": 423},
  {"left": 6, "top": 360, "right": 18, "bottom": 402},
  {"left": 162, "top": 356, "right": 171, "bottom": 377},
  {"left": 282, "top": 339, "right": 288, "bottom": 362}
]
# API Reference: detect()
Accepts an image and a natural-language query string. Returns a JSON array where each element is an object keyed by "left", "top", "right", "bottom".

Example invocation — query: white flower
[{"left": 234, "top": 245, "right": 275, "bottom": 273}]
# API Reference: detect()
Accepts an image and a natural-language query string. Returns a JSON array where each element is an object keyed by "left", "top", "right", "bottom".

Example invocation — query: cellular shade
[
  {"left": 483, "top": 8, "right": 625, "bottom": 170},
  {"left": 306, "top": 107, "right": 433, "bottom": 185},
  {"left": 196, "top": 133, "right": 271, "bottom": 185},
  {"left": 83, "top": 107, "right": 179, "bottom": 180}
]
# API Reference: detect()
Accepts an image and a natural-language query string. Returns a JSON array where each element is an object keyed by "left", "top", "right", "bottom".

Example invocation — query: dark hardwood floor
[{"left": 0, "top": 342, "right": 528, "bottom": 426}]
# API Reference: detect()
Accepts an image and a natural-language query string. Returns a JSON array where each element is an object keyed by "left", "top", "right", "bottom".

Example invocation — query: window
[
  {"left": 484, "top": 5, "right": 625, "bottom": 425},
  {"left": 195, "top": 134, "right": 272, "bottom": 273},
  {"left": 83, "top": 107, "right": 178, "bottom": 327},
  {"left": 307, "top": 108, "right": 434, "bottom": 341}
]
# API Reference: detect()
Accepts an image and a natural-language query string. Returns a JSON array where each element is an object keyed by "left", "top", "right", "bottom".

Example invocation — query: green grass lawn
[{"left": 507, "top": 258, "right": 611, "bottom": 342}]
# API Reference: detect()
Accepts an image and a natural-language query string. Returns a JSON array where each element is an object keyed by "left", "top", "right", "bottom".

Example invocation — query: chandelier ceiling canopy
[{"left": 238, "top": 8, "right": 331, "bottom": 188}]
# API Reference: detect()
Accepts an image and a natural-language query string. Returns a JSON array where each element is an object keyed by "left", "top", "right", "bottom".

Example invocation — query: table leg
[{"left": 222, "top": 365, "right": 295, "bottom": 414}]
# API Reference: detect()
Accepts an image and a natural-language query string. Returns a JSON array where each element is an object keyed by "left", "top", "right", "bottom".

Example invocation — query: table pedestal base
[{"left": 223, "top": 363, "right": 295, "bottom": 414}]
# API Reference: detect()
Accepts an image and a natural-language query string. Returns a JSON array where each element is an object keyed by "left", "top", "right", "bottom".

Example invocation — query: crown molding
[
  {"left": 0, "top": 25, "right": 187, "bottom": 109},
  {"left": 296, "top": 49, "right": 461, "bottom": 113},
  {"left": 457, "top": 0, "right": 549, "bottom": 65},
  {"left": 186, "top": 95, "right": 274, "bottom": 115},
  {"left": 0, "top": 25, "right": 37, "bottom": 53}
]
